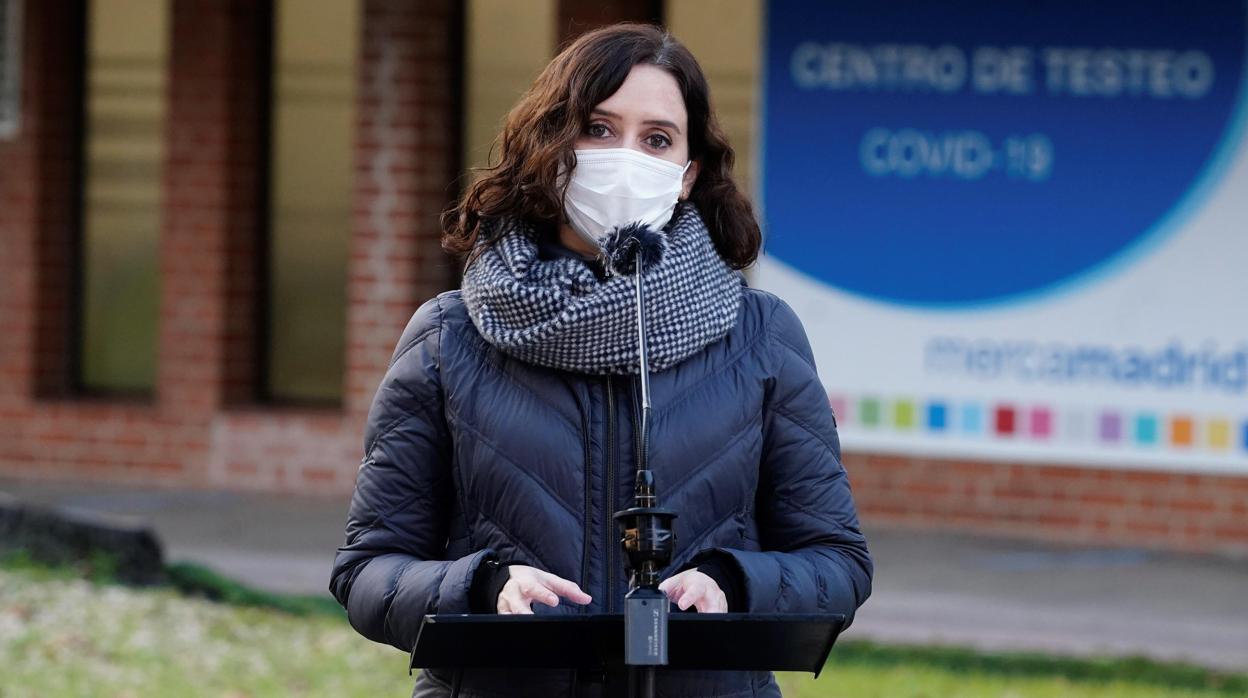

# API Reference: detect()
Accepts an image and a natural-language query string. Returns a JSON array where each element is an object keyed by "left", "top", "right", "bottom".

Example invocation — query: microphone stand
[{"left": 612, "top": 238, "right": 677, "bottom": 698}]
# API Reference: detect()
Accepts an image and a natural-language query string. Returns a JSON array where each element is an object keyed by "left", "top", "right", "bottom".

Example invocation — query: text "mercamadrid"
[{"left": 924, "top": 338, "right": 1247, "bottom": 394}]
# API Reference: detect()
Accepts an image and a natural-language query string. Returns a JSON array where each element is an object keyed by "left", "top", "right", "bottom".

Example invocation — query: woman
[{"left": 330, "top": 23, "right": 872, "bottom": 698}]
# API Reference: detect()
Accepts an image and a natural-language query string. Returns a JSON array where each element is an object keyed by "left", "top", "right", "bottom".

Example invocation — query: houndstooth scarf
[{"left": 461, "top": 202, "right": 743, "bottom": 375}]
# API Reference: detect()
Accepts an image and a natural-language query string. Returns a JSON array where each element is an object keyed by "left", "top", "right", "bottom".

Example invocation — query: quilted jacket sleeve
[
  {"left": 701, "top": 294, "right": 873, "bottom": 622},
  {"left": 329, "top": 294, "right": 495, "bottom": 652}
]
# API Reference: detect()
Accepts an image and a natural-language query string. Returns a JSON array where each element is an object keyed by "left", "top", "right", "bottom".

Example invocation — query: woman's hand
[
  {"left": 658, "top": 569, "right": 727, "bottom": 613},
  {"left": 497, "top": 565, "right": 592, "bottom": 614}
]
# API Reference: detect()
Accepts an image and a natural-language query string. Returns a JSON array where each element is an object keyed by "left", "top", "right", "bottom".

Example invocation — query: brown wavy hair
[{"left": 442, "top": 23, "right": 761, "bottom": 271}]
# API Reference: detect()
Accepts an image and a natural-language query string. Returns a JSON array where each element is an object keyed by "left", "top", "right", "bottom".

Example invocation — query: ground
[{"left": 1, "top": 565, "right": 1244, "bottom": 698}]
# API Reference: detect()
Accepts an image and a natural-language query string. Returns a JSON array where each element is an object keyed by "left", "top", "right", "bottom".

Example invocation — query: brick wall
[
  {"left": 0, "top": 0, "right": 461, "bottom": 496},
  {"left": 845, "top": 454, "right": 1248, "bottom": 555},
  {"left": 0, "top": 0, "right": 1244, "bottom": 557},
  {"left": 557, "top": 0, "right": 662, "bottom": 46},
  {"left": 0, "top": 1, "right": 83, "bottom": 401},
  {"left": 343, "top": 0, "right": 462, "bottom": 418},
  {"left": 160, "top": 0, "right": 267, "bottom": 418}
]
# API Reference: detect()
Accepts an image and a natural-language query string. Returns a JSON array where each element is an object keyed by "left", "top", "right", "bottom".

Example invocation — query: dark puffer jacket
[{"left": 329, "top": 277, "right": 873, "bottom": 697}]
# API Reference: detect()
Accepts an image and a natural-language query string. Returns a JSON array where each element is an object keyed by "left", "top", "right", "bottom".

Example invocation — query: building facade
[{"left": 1, "top": 0, "right": 1244, "bottom": 555}]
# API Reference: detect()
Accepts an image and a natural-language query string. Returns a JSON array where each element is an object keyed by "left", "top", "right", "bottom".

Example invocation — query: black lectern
[{"left": 409, "top": 611, "right": 846, "bottom": 697}]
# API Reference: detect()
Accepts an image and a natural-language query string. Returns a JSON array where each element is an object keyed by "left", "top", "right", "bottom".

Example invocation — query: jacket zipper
[
  {"left": 580, "top": 407, "right": 592, "bottom": 603},
  {"left": 626, "top": 377, "right": 644, "bottom": 595},
  {"left": 605, "top": 375, "right": 617, "bottom": 613},
  {"left": 630, "top": 375, "right": 644, "bottom": 471}
]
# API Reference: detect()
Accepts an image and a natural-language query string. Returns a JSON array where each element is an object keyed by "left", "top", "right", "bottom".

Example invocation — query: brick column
[
  {"left": 344, "top": 0, "right": 463, "bottom": 418},
  {"left": 159, "top": 0, "right": 269, "bottom": 415},
  {"left": 0, "top": 1, "right": 85, "bottom": 403},
  {"left": 557, "top": 0, "right": 662, "bottom": 46}
]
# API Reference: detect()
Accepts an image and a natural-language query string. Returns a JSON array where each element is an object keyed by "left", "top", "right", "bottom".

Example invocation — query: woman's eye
[
  {"left": 586, "top": 123, "right": 610, "bottom": 138},
  {"left": 646, "top": 133, "right": 672, "bottom": 149}
]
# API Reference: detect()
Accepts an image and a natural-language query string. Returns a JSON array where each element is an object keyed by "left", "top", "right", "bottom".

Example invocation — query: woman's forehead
[{"left": 593, "top": 64, "right": 687, "bottom": 128}]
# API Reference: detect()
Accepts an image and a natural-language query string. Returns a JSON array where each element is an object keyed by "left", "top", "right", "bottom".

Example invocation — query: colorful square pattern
[
  {"left": 961, "top": 404, "right": 983, "bottom": 434},
  {"left": 825, "top": 391, "right": 1248, "bottom": 455},
  {"left": 1029, "top": 407, "right": 1052, "bottom": 439},
  {"left": 995, "top": 406, "right": 1016, "bottom": 436},
  {"left": 1135, "top": 414, "right": 1159, "bottom": 445},
  {"left": 1099, "top": 412, "right": 1122, "bottom": 443},
  {"left": 894, "top": 400, "right": 916, "bottom": 430}
]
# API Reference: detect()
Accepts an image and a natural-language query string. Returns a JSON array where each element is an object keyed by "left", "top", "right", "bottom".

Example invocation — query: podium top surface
[{"left": 410, "top": 612, "right": 845, "bottom": 675}]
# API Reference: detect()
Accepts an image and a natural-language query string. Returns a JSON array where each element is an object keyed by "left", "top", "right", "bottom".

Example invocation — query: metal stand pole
[
  {"left": 613, "top": 235, "right": 673, "bottom": 698},
  {"left": 627, "top": 665, "right": 656, "bottom": 698},
  {"left": 633, "top": 257, "right": 651, "bottom": 467}
]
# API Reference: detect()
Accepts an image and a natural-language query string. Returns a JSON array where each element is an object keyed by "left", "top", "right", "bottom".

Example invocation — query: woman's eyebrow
[
  {"left": 645, "top": 119, "right": 681, "bottom": 134},
  {"left": 591, "top": 108, "right": 682, "bottom": 134}
]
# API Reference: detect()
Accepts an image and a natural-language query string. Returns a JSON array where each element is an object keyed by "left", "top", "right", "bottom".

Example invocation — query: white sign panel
[{"left": 757, "top": 0, "right": 1248, "bottom": 473}]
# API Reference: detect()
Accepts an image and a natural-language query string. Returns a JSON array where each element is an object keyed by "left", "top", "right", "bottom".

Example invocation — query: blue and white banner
[{"left": 757, "top": 0, "right": 1248, "bottom": 472}]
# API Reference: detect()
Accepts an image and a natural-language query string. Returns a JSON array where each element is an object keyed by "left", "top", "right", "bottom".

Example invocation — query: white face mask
[{"left": 561, "top": 148, "right": 692, "bottom": 252}]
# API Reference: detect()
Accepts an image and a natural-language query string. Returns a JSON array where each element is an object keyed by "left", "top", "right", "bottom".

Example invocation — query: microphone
[
  {"left": 600, "top": 222, "right": 667, "bottom": 276},
  {"left": 600, "top": 222, "right": 665, "bottom": 466},
  {"left": 609, "top": 221, "right": 677, "bottom": 689}
]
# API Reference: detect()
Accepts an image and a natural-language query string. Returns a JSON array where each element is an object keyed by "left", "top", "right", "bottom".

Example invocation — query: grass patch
[
  {"left": 813, "top": 641, "right": 1248, "bottom": 696},
  {"left": 0, "top": 566, "right": 407, "bottom": 698},
  {"left": 0, "top": 548, "right": 121, "bottom": 585},
  {"left": 0, "top": 548, "right": 341, "bottom": 618},
  {"left": 165, "top": 561, "right": 344, "bottom": 618},
  {"left": 2, "top": 556, "right": 1246, "bottom": 697}
]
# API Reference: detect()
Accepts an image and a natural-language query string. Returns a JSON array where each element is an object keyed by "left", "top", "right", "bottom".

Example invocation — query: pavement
[{"left": 2, "top": 477, "right": 1246, "bottom": 673}]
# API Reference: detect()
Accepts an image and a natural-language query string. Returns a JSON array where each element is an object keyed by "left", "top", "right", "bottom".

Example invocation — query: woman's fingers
[
  {"left": 660, "top": 570, "right": 689, "bottom": 607},
  {"left": 539, "top": 571, "right": 593, "bottom": 605},
  {"left": 682, "top": 585, "right": 727, "bottom": 613},
  {"left": 504, "top": 566, "right": 739, "bottom": 614},
  {"left": 668, "top": 576, "right": 699, "bottom": 609},
  {"left": 699, "top": 589, "right": 727, "bottom": 613},
  {"left": 499, "top": 586, "right": 535, "bottom": 614},
  {"left": 517, "top": 580, "right": 560, "bottom": 607},
  {"left": 496, "top": 594, "right": 516, "bottom": 615},
  {"left": 661, "top": 569, "right": 727, "bottom": 613},
  {"left": 665, "top": 570, "right": 705, "bottom": 609},
  {"left": 495, "top": 566, "right": 592, "bottom": 613},
  {"left": 676, "top": 583, "right": 703, "bottom": 610}
]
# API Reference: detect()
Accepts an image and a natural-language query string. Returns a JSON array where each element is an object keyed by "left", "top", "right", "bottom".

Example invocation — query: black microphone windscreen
[{"left": 601, "top": 222, "right": 667, "bottom": 275}]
